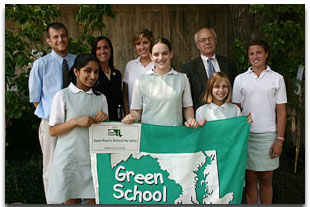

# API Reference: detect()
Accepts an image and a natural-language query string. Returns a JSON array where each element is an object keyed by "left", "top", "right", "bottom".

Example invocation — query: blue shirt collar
[{"left": 51, "top": 50, "right": 70, "bottom": 63}]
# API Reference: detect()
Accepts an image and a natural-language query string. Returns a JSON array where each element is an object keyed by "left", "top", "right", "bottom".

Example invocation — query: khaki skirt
[{"left": 247, "top": 132, "right": 279, "bottom": 171}]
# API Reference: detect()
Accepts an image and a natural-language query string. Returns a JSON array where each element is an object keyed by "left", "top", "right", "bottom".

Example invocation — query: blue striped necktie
[{"left": 207, "top": 58, "right": 215, "bottom": 77}]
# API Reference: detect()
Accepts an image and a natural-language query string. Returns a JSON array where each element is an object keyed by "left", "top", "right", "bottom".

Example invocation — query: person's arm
[
  {"left": 232, "top": 75, "right": 242, "bottom": 110},
  {"left": 183, "top": 106, "right": 198, "bottom": 128},
  {"left": 276, "top": 104, "right": 286, "bottom": 138},
  {"left": 29, "top": 60, "right": 42, "bottom": 107},
  {"left": 121, "top": 109, "right": 142, "bottom": 124},
  {"left": 195, "top": 106, "right": 207, "bottom": 126},
  {"left": 270, "top": 103, "right": 286, "bottom": 158},
  {"left": 49, "top": 116, "right": 95, "bottom": 136},
  {"left": 182, "top": 74, "right": 198, "bottom": 128},
  {"left": 122, "top": 82, "right": 130, "bottom": 115}
]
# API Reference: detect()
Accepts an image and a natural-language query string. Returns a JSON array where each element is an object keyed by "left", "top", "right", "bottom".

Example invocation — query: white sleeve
[
  {"left": 101, "top": 94, "right": 109, "bottom": 115},
  {"left": 195, "top": 107, "right": 203, "bottom": 121},
  {"left": 232, "top": 76, "right": 242, "bottom": 104},
  {"left": 183, "top": 75, "right": 193, "bottom": 107},
  {"left": 49, "top": 91, "right": 65, "bottom": 126},
  {"left": 130, "top": 79, "right": 143, "bottom": 110},
  {"left": 275, "top": 76, "right": 287, "bottom": 104},
  {"left": 123, "top": 62, "right": 130, "bottom": 84}
]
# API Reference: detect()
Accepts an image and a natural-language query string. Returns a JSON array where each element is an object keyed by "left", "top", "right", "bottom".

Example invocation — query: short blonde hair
[
  {"left": 202, "top": 72, "right": 232, "bottom": 104},
  {"left": 133, "top": 29, "right": 153, "bottom": 45}
]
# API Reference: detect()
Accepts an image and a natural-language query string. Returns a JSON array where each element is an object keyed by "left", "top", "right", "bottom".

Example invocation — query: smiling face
[
  {"left": 195, "top": 28, "right": 217, "bottom": 57},
  {"left": 151, "top": 42, "right": 173, "bottom": 73},
  {"left": 46, "top": 27, "right": 69, "bottom": 57},
  {"left": 96, "top": 39, "right": 111, "bottom": 64},
  {"left": 248, "top": 45, "right": 268, "bottom": 70},
  {"left": 212, "top": 78, "right": 229, "bottom": 106},
  {"left": 135, "top": 36, "right": 152, "bottom": 58},
  {"left": 74, "top": 61, "right": 100, "bottom": 92}
]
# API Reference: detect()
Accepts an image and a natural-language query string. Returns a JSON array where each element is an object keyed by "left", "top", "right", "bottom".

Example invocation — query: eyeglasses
[{"left": 197, "top": 37, "right": 215, "bottom": 43}]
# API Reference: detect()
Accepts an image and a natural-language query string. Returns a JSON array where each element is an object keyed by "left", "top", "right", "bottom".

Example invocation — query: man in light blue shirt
[{"left": 28, "top": 22, "right": 76, "bottom": 203}]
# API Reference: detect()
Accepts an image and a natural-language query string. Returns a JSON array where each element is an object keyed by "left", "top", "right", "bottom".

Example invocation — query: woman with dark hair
[
  {"left": 122, "top": 38, "right": 198, "bottom": 128},
  {"left": 48, "top": 54, "right": 108, "bottom": 204},
  {"left": 92, "top": 36, "right": 123, "bottom": 121},
  {"left": 232, "top": 39, "right": 287, "bottom": 204}
]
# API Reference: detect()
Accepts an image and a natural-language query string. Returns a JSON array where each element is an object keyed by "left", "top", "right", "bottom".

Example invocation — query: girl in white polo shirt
[
  {"left": 232, "top": 39, "right": 287, "bottom": 204},
  {"left": 196, "top": 72, "right": 247, "bottom": 123},
  {"left": 122, "top": 37, "right": 198, "bottom": 128}
]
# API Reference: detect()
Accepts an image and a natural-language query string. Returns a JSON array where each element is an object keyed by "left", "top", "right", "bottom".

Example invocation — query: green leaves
[
  {"left": 232, "top": 39, "right": 247, "bottom": 73},
  {"left": 77, "top": 5, "right": 114, "bottom": 34},
  {"left": 76, "top": 5, "right": 115, "bottom": 47},
  {"left": 5, "top": 5, "right": 60, "bottom": 124}
]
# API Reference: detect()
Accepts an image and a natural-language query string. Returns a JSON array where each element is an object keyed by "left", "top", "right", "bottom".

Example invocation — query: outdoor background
[{"left": 5, "top": 4, "right": 305, "bottom": 204}]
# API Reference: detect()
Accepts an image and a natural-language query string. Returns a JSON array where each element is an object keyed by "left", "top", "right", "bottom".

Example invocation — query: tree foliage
[
  {"left": 5, "top": 5, "right": 60, "bottom": 126},
  {"left": 74, "top": 4, "right": 115, "bottom": 51}
]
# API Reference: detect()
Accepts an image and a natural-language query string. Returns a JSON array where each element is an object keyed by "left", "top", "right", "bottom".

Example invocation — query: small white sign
[
  {"left": 295, "top": 66, "right": 304, "bottom": 95},
  {"left": 89, "top": 122, "right": 141, "bottom": 153}
]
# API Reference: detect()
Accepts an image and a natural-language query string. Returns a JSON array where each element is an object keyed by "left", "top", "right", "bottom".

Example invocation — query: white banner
[{"left": 89, "top": 122, "right": 141, "bottom": 153}]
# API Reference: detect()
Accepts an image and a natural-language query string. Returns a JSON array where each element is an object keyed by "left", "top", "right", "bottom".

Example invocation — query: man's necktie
[
  {"left": 62, "top": 59, "right": 70, "bottom": 88},
  {"left": 207, "top": 58, "right": 215, "bottom": 78}
]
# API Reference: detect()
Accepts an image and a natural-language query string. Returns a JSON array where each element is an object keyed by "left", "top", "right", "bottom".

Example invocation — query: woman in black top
[{"left": 92, "top": 36, "right": 123, "bottom": 121}]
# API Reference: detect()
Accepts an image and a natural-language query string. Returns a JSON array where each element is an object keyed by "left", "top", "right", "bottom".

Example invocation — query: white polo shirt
[
  {"left": 49, "top": 83, "right": 108, "bottom": 126},
  {"left": 232, "top": 66, "right": 287, "bottom": 133},
  {"left": 196, "top": 102, "right": 241, "bottom": 121},
  {"left": 123, "top": 56, "right": 154, "bottom": 107},
  {"left": 131, "top": 68, "right": 193, "bottom": 126}
]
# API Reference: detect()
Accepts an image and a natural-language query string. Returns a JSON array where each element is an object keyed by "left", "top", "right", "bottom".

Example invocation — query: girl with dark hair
[
  {"left": 122, "top": 29, "right": 155, "bottom": 115},
  {"left": 122, "top": 38, "right": 198, "bottom": 128},
  {"left": 232, "top": 39, "right": 287, "bottom": 204},
  {"left": 92, "top": 36, "right": 123, "bottom": 121},
  {"left": 48, "top": 54, "right": 109, "bottom": 204}
]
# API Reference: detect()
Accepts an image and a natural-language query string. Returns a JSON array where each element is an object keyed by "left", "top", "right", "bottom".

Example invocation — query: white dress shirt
[{"left": 200, "top": 54, "right": 220, "bottom": 77}]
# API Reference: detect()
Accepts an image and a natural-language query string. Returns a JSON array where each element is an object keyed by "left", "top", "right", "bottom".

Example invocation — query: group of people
[{"left": 28, "top": 22, "right": 287, "bottom": 204}]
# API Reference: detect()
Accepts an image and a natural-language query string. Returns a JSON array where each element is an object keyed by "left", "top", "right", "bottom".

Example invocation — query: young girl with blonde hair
[{"left": 196, "top": 72, "right": 251, "bottom": 125}]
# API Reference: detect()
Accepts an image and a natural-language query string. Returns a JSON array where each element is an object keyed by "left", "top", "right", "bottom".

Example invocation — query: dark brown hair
[
  {"left": 247, "top": 39, "right": 270, "bottom": 53},
  {"left": 46, "top": 22, "right": 68, "bottom": 38},
  {"left": 151, "top": 38, "right": 172, "bottom": 54}
]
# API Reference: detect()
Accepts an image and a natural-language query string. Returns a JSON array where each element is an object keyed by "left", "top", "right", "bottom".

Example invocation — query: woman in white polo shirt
[
  {"left": 122, "top": 29, "right": 155, "bottom": 115},
  {"left": 232, "top": 39, "right": 287, "bottom": 204},
  {"left": 122, "top": 37, "right": 198, "bottom": 128}
]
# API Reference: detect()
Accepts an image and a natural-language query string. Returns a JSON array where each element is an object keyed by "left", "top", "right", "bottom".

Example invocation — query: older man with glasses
[{"left": 181, "top": 27, "right": 237, "bottom": 111}]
